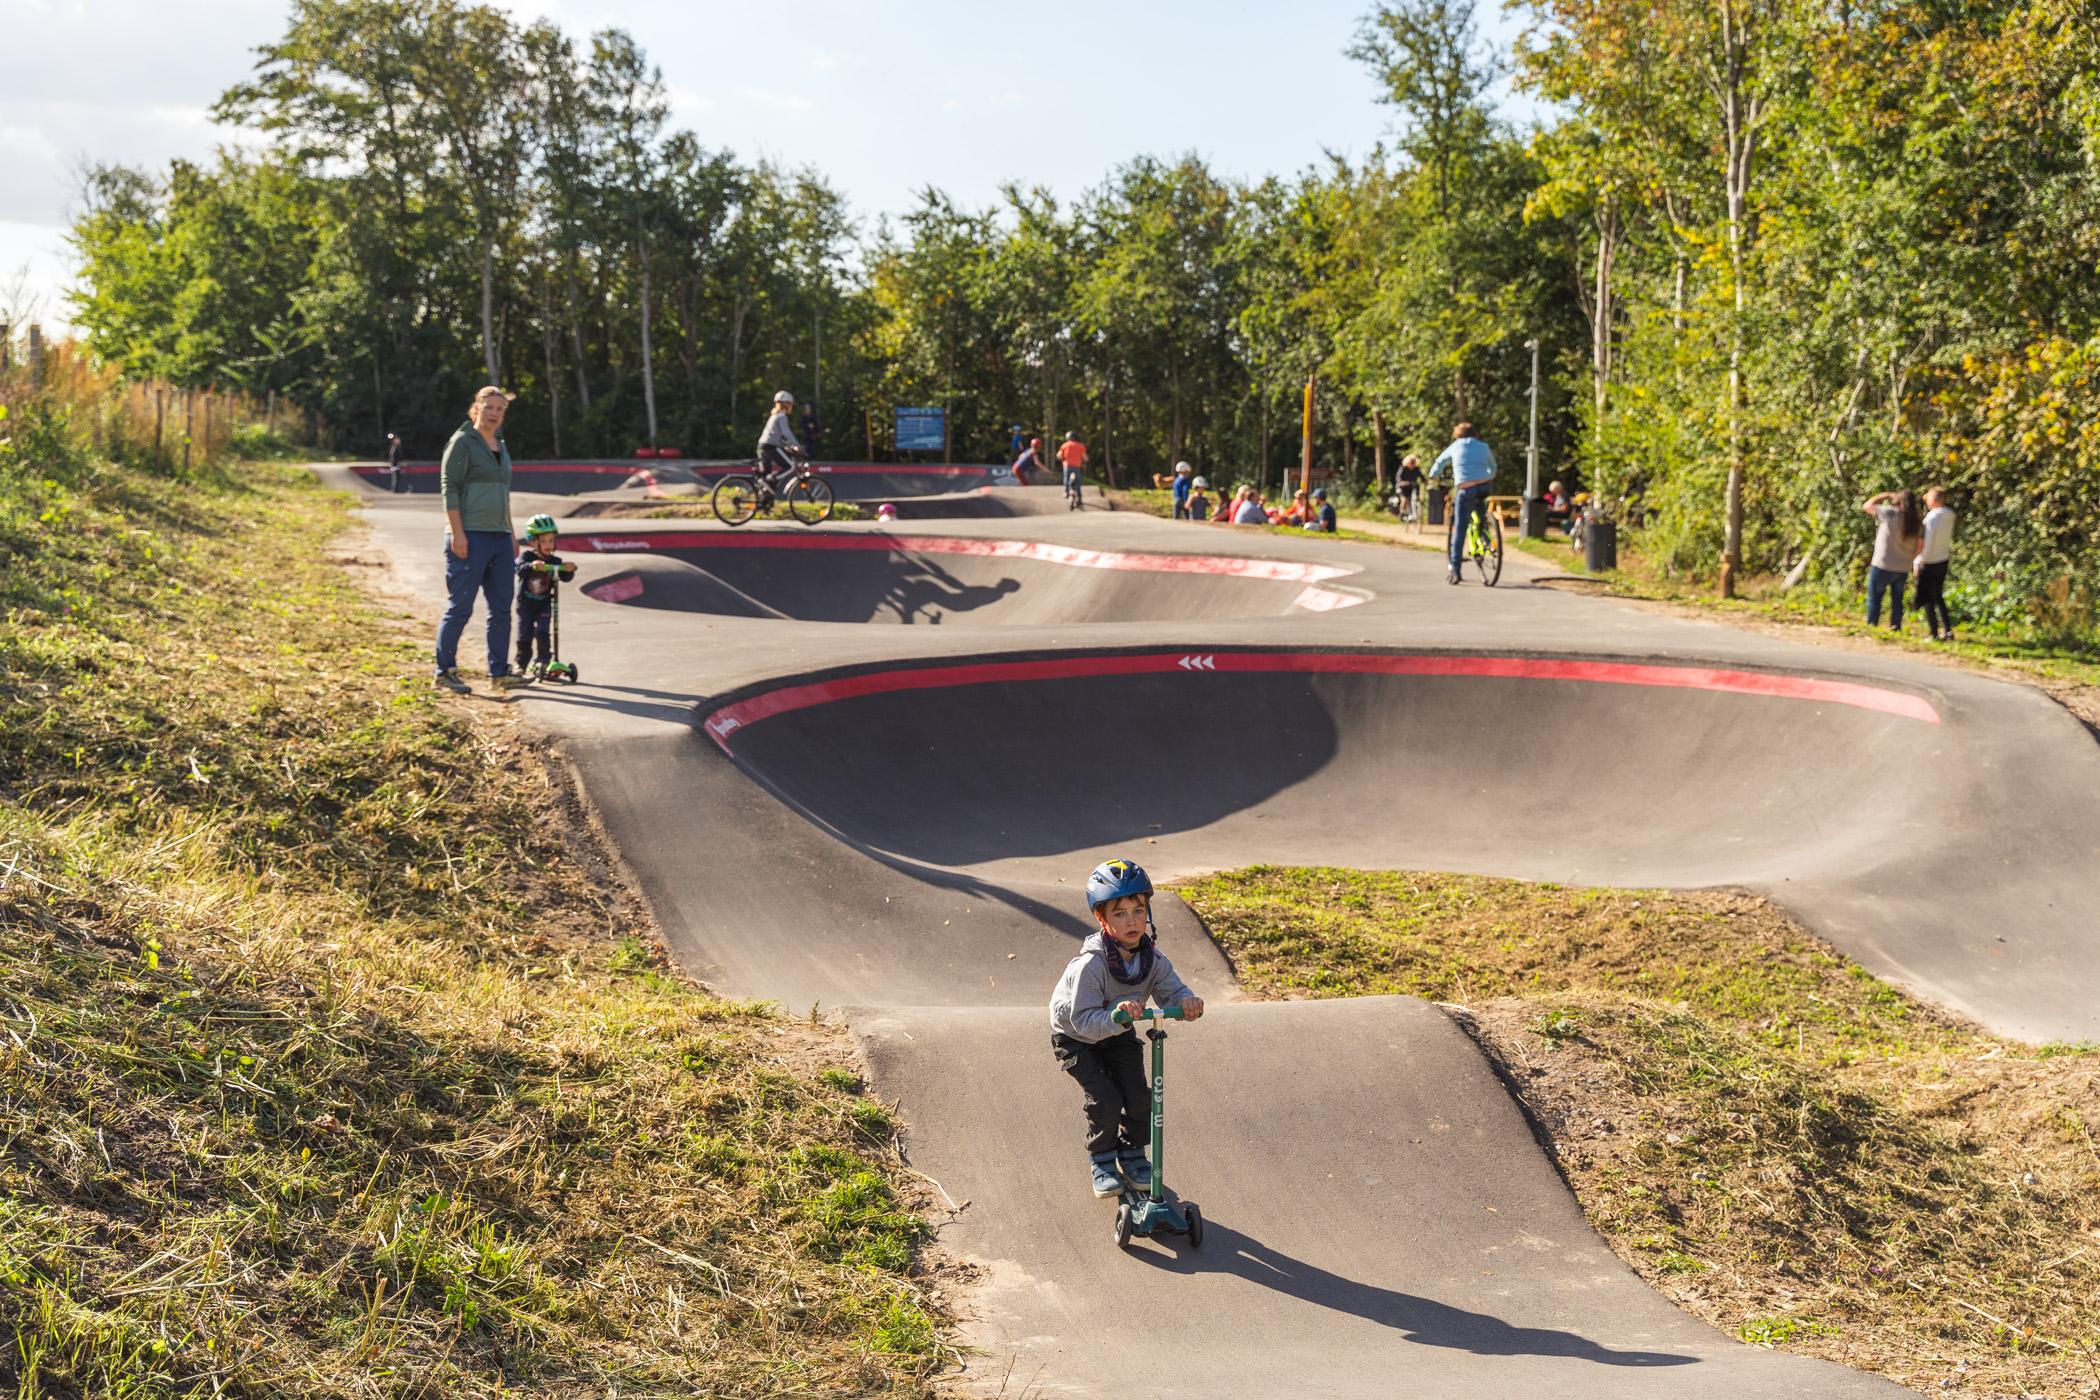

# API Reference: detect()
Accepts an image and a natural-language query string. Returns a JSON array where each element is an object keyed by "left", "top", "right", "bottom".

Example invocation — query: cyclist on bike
[
  {"left": 1394, "top": 453, "right": 1423, "bottom": 519},
  {"left": 758, "top": 390, "right": 806, "bottom": 487},
  {"left": 1426, "top": 423, "right": 1499, "bottom": 584},
  {"left": 1058, "top": 431, "right": 1088, "bottom": 509}
]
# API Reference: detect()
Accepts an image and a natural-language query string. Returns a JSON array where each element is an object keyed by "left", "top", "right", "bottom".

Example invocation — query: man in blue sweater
[
  {"left": 1170, "top": 461, "right": 1194, "bottom": 519},
  {"left": 1426, "top": 423, "right": 1499, "bottom": 585}
]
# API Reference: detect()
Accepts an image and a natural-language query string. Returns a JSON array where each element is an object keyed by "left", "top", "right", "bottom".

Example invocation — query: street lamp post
[{"left": 1521, "top": 336, "right": 1547, "bottom": 539}]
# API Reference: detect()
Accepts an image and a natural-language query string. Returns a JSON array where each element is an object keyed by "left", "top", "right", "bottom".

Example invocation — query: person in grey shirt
[
  {"left": 1861, "top": 488, "right": 1922, "bottom": 630},
  {"left": 757, "top": 389, "right": 805, "bottom": 486},
  {"left": 1049, "top": 859, "right": 1205, "bottom": 1197}
]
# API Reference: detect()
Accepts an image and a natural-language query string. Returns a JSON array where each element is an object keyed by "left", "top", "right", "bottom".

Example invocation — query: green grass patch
[
  {"left": 1508, "top": 530, "right": 2100, "bottom": 688},
  {"left": 0, "top": 435, "right": 943, "bottom": 1394},
  {"left": 1179, "top": 866, "right": 2100, "bottom": 1397}
]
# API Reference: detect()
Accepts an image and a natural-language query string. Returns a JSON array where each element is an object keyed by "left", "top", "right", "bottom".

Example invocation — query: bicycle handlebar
[{"left": 1111, "top": 1006, "right": 1188, "bottom": 1025}]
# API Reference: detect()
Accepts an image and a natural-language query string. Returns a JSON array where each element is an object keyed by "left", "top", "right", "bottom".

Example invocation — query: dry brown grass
[
  {"left": 1181, "top": 867, "right": 2100, "bottom": 1399},
  {"left": 0, "top": 435, "right": 944, "bottom": 1396}
]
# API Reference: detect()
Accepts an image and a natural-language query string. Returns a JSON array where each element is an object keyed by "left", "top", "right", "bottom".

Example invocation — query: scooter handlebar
[{"left": 1111, "top": 1005, "right": 1187, "bottom": 1025}]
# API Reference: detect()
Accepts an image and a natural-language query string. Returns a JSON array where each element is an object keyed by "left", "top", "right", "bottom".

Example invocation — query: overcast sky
[{"left": 2, "top": 0, "right": 1536, "bottom": 331}]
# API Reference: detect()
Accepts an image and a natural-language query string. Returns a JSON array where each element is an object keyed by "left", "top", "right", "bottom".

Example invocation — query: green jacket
[{"left": 440, "top": 422, "right": 513, "bottom": 532}]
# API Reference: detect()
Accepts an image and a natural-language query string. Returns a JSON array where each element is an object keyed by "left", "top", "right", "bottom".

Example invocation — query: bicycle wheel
[
  {"left": 1476, "top": 512, "right": 1504, "bottom": 587},
  {"left": 712, "top": 475, "right": 762, "bottom": 526},
  {"left": 785, "top": 474, "right": 834, "bottom": 525}
]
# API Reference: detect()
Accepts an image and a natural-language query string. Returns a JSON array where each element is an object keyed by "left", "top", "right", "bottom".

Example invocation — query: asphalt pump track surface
[
  {"left": 329, "top": 467, "right": 2100, "bottom": 1398},
  {"left": 349, "top": 456, "right": 1072, "bottom": 511}
]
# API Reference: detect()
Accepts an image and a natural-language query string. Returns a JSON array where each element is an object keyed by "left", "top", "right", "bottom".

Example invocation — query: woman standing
[
  {"left": 434, "top": 386, "right": 526, "bottom": 693},
  {"left": 1861, "top": 488, "right": 1923, "bottom": 631}
]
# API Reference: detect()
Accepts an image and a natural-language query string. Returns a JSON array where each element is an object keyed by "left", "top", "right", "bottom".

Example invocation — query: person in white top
[{"left": 1912, "top": 487, "right": 1957, "bottom": 642}]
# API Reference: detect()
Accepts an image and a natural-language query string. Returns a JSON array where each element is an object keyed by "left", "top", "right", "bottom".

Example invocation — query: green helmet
[{"left": 525, "top": 513, "right": 558, "bottom": 538}]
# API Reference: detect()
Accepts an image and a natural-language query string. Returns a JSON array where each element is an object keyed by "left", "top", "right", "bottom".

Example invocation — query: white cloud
[
  {"left": 737, "top": 86, "right": 813, "bottom": 114},
  {"left": 666, "top": 83, "right": 716, "bottom": 116},
  {"left": 0, "top": 124, "right": 61, "bottom": 164}
]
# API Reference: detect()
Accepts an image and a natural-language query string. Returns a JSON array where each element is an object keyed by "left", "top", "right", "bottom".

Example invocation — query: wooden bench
[{"left": 1487, "top": 495, "right": 1525, "bottom": 525}]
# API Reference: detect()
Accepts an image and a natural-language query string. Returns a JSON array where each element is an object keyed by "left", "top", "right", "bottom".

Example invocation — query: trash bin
[
  {"left": 1521, "top": 496, "right": 1549, "bottom": 539},
  {"left": 1585, "top": 518, "right": 1617, "bottom": 573},
  {"left": 1426, "top": 487, "right": 1447, "bottom": 527}
]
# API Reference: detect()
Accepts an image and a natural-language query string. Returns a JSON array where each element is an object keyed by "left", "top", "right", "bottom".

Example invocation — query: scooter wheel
[
  {"left": 1113, "top": 1203, "right": 1134, "bottom": 1250},
  {"left": 563, "top": 664, "right": 580, "bottom": 684},
  {"left": 1184, "top": 1202, "right": 1203, "bottom": 1249}
]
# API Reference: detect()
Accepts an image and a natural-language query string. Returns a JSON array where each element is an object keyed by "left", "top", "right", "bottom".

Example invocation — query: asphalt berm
[{"left": 330, "top": 463, "right": 2099, "bottom": 1397}]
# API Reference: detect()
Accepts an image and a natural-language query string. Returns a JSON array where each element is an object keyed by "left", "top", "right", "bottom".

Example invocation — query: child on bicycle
[
  {"left": 1049, "top": 858, "right": 1205, "bottom": 1197},
  {"left": 1058, "top": 432, "right": 1087, "bottom": 509},
  {"left": 513, "top": 514, "right": 576, "bottom": 679},
  {"left": 758, "top": 389, "right": 805, "bottom": 486}
]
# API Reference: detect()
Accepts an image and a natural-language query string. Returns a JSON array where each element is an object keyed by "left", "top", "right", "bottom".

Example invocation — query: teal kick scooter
[
  {"left": 1109, "top": 1006, "right": 1204, "bottom": 1250},
  {"left": 530, "top": 560, "right": 580, "bottom": 684}
]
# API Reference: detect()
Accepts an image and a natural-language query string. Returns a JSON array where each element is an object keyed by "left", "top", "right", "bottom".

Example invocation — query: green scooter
[
  {"left": 530, "top": 560, "right": 580, "bottom": 684},
  {"left": 1109, "top": 1005, "right": 1203, "bottom": 1250}
]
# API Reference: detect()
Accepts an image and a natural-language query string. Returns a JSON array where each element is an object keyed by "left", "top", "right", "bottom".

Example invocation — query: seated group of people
[{"left": 1178, "top": 474, "right": 1336, "bottom": 532}]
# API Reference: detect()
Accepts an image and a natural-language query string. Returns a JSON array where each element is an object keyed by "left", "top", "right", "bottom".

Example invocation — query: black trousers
[
  {"left": 515, "top": 596, "right": 552, "bottom": 666},
  {"left": 1052, "top": 1031, "right": 1150, "bottom": 1157},
  {"left": 1914, "top": 561, "right": 1953, "bottom": 637}
]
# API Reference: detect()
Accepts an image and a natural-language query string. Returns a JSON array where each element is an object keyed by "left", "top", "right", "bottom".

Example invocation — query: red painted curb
[{"left": 701, "top": 650, "right": 1940, "bottom": 749}]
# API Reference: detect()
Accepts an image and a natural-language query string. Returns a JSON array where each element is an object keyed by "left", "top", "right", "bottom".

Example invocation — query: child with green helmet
[
  {"left": 513, "top": 514, "right": 576, "bottom": 680},
  {"left": 1048, "top": 858, "right": 1206, "bottom": 1197}
]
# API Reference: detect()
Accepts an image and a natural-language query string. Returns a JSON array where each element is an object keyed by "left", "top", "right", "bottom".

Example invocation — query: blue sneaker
[
  {"left": 1118, "top": 1151, "right": 1152, "bottom": 1191},
  {"left": 1089, "top": 1153, "right": 1122, "bottom": 1197}
]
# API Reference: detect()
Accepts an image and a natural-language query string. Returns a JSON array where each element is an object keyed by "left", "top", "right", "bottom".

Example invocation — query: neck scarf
[{"left": 1102, "top": 933, "right": 1155, "bottom": 986}]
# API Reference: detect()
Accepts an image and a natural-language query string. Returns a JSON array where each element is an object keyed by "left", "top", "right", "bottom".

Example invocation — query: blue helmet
[{"left": 1085, "top": 858, "right": 1154, "bottom": 913}]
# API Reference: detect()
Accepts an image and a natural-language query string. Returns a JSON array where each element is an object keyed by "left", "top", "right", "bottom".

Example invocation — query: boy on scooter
[
  {"left": 1049, "top": 859, "right": 1205, "bottom": 1197},
  {"left": 513, "top": 514, "right": 576, "bottom": 680}
]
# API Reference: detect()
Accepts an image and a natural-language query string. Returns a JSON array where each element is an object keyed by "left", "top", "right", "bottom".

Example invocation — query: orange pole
[{"left": 1299, "top": 375, "right": 1315, "bottom": 497}]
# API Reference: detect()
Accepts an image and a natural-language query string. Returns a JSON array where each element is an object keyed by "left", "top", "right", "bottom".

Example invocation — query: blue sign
[{"left": 894, "top": 406, "right": 946, "bottom": 452}]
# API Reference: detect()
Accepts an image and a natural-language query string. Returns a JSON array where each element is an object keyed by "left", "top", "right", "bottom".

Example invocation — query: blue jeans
[
  {"left": 1448, "top": 482, "right": 1492, "bottom": 573},
  {"left": 436, "top": 530, "right": 516, "bottom": 675},
  {"left": 1867, "top": 566, "right": 1907, "bottom": 630}
]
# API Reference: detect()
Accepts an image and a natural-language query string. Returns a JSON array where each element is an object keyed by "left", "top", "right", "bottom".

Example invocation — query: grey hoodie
[{"left": 1048, "top": 933, "right": 1195, "bottom": 1043}]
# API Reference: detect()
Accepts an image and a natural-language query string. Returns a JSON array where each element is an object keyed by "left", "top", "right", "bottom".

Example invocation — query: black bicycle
[{"left": 712, "top": 455, "right": 834, "bottom": 526}]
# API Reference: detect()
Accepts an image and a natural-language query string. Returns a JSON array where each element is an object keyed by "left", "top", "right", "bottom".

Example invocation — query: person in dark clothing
[
  {"left": 1303, "top": 487, "right": 1337, "bottom": 533},
  {"left": 386, "top": 433, "right": 406, "bottom": 493},
  {"left": 1048, "top": 858, "right": 1205, "bottom": 1197},
  {"left": 513, "top": 514, "right": 576, "bottom": 678}
]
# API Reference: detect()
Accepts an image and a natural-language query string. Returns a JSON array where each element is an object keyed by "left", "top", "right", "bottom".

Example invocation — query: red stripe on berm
[
  {"left": 563, "top": 531, "right": 1352, "bottom": 584},
  {"left": 700, "top": 650, "right": 1940, "bottom": 750}
]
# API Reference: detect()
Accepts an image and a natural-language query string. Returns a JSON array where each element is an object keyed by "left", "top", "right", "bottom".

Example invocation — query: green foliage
[{"left": 61, "top": 0, "right": 2100, "bottom": 637}]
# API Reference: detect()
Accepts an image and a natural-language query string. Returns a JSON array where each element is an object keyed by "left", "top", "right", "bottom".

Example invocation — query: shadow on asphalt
[
  {"left": 509, "top": 680, "right": 703, "bottom": 727},
  {"left": 1124, "top": 1221, "right": 1698, "bottom": 1368}
]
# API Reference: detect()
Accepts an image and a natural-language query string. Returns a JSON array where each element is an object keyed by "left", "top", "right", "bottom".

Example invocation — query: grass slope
[
  {"left": 1181, "top": 866, "right": 2100, "bottom": 1399},
  {"left": 0, "top": 440, "right": 940, "bottom": 1396}
]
